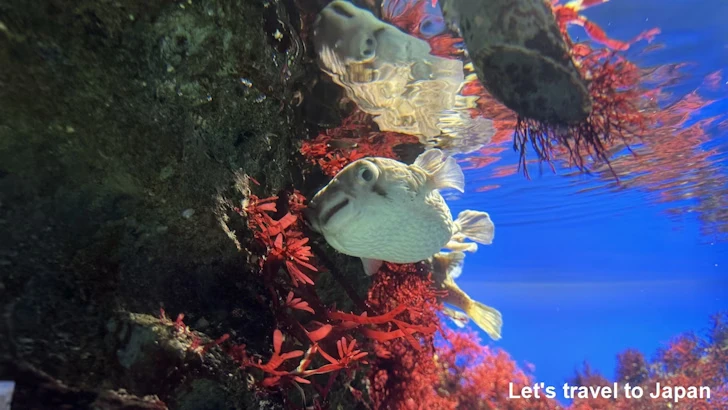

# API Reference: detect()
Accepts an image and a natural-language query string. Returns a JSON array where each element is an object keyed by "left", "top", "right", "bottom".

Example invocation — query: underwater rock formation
[
  {"left": 3, "top": 0, "right": 718, "bottom": 409},
  {"left": 437, "top": 0, "right": 592, "bottom": 125},
  {"left": 0, "top": 0, "right": 321, "bottom": 408}
]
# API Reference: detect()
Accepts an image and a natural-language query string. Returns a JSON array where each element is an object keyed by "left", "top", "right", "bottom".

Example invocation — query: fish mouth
[
  {"left": 303, "top": 206, "right": 319, "bottom": 232},
  {"left": 305, "top": 179, "right": 352, "bottom": 232},
  {"left": 320, "top": 198, "right": 350, "bottom": 226}
]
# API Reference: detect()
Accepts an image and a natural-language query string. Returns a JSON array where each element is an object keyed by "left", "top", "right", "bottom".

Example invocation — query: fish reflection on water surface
[{"left": 311, "top": 0, "right": 496, "bottom": 155}]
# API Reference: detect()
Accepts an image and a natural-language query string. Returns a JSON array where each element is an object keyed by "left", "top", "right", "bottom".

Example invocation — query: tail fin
[
  {"left": 413, "top": 149, "right": 465, "bottom": 193},
  {"left": 466, "top": 300, "right": 503, "bottom": 341},
  {"left": 453, "top": 210, "right": 495, "bottom": 245}
]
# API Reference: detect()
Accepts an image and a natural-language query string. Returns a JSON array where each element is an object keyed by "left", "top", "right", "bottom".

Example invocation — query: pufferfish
[
  {"left": 430, "top": 251, "right": 502, "bottom": 340},
  {"left": 304, "top": 149, "right": 495, "bottom": 276}
]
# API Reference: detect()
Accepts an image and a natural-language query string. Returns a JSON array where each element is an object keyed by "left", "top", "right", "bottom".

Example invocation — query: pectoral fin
[
  {"left": 452, "top": 210, "right": 495, "bottom": 245},
  {"left": 442, "top": 306, "right": 469, "bottom": 328},
  {"left": 361, "top": 258, "right": 383, "bottom": 276},
  {"left": 445, "top": 240, "right": 478, "bottom": 253},
  {"left": 432, "top": 251, "right": 466, "bottom": 280},
  {"left": 413, "top": 149, "right": 465, "bottom": 193}
]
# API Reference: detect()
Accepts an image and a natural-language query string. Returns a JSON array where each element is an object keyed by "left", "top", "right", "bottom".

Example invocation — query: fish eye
[
  {"left": 360, "top": 37, "right": 375, "bottom": 59},
  {"left": 360, "top": 168, "right": 373, "bottom": 182},
  {"left": 352, "top": 160, "right": 378, "bottom": 184},
  {"left": 358, "top": 165, "right": 374, "bottom": 182}
]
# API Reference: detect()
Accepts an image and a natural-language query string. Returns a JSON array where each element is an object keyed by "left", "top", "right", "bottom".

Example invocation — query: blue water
[
  {"left": 444, "top": 0, "right": 728, "bottom": 403},
  {"left": 451, "top": 167, "right": 727, "bottom": 399}
]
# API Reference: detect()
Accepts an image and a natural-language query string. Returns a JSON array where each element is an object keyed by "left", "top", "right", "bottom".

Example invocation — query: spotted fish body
[
  {"left": 305, "top": 149, "right": 495, "bottom": 275},
  {"left": 324, "top": 158, "right": 454, "bottom": 263}
]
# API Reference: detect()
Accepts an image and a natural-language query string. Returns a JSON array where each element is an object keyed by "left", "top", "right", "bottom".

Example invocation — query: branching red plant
[
  {"left": 300, "top": 109, "right": 420, "bottom": 176},
  {"left": 364, "top": 263, "right": 456, "bottom": 409},
  {"left": 216, "top": 174, "right": 444, "bottom": 407},
  {"left": 568, "top": 312, "right": 728, "bottom": 410},
  {"left": 236, "top": 187, "right": 318, "bottom": 286},
  {"left": 433, "top": 328, "right": 560, "bottom": 409},
  {"left": 235, "top": 328, "right": 369, "bottom": 389},
  {"left": 158, "top": 308, "right": 231, "bottom": 356}
]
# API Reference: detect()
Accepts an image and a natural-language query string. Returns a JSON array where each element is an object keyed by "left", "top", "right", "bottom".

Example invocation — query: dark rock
[{"left": 0, "top": 0, "right": 317, "bottom": 408}]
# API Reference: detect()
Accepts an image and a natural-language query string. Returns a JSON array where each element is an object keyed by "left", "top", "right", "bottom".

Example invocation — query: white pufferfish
[{"left": 305, "top": 149, "right": 502, "bottom": 339}]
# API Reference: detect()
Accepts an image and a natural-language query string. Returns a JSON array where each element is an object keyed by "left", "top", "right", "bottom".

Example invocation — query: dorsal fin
[
  {"left": 414, "top": 149, "right": 445, "bottom": 172},
  {"left": 413, "top": 149, "right": 464, "bottom": 193}
]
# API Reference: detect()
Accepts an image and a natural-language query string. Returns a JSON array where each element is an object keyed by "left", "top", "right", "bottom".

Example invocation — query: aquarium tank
[{"left": 0, "top": 0, "right": 726, "bottom": 409}]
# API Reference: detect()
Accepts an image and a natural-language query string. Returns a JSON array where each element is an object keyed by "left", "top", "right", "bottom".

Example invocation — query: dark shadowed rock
[
  {"left": 438, "top": 0, "right": 593, "bottom": 125},
  {"left": 0, "top": 0, "right": 316, "bottom": 407}
]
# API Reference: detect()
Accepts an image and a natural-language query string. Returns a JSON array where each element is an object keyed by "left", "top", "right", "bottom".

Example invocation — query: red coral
[
  {"left": 360, "top": 263, "right": 564, "bottom": 410},
  {"left": 271, "top": 233, "right": 317, "bottom": 287},
  {"left": 328, "top": 303, "right": 438, "bottom": 351},
  {"left": 239, "top": 195, "right": 279, "bottom": 245},
  {"left": 285, "top": 291, "right": 315, "bottom": 314},
  {"left": 616, "top": 348, "right": 649, "bottom": 385},
  {"left": 552, "top": 0, "right": 661, "bottom": 52},
  {"left": 287, "top": 189, "right": 308, "bottom": 213},
  {"left": 300, "top": 110, "right": 420, "bottom": 176},
  {"left": 567, "top": 313, "right": 728, "bottom": 409},
  {"left": 308, "top": 337, "right": 370, "bottom": 375},
  {"left": 305, "top": 323, "right": 333, "bottom": 343},
  {"left": 158, "top": 308, "right": 230, "bottom": 356},
  {"left": 247, "top": 329, "right": 309, "bottom": 387},
  {"left": 241, "top": 186, "right": 319, "bottom": 287},
  {"left": 234, "top": 328, "right": 369, "bottom": 390},
  {"left": 434, "top": 328, "right": 558, "bottom": 410},
  {"left": 364, "top": 263, "right": 455, "bottom": 409}
]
